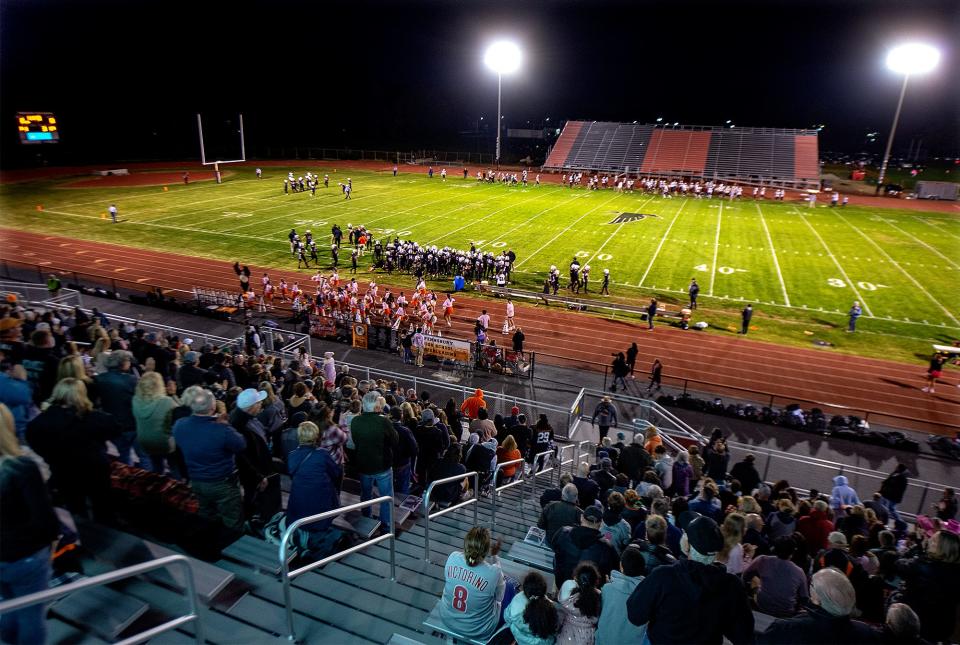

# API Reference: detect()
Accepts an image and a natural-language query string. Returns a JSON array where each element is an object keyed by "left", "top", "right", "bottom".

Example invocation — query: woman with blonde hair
[
  {"left": 496, "top": 434, "right": 522, "bottom": 484},
  {"left": 0, "top": 403, "right": 60, "bottom": 645},
  {"left": 718, "top": 512, "right": 752, "bottom": 574},
  {"left": 643, "top": 425, "right": 662, "bottom": 455},
  {"left": 738, "top": 495, "right": 762, "bottom": 515},
  {"left": 56, "top": 354, "right": 99, "bottom": 401},
  {"left": 25, "top": 378, "right": 119, "bottom": 520},
  {"left": 895, "top": 530, "right": 960, "bottom": 642},
  {"left": 285, "top": 421, "right": 342, "bottom": 559},
  {"left": 132, "top": 371, "right": 178, "bottom": 476},
  {"left": 440, "top": 527, "right": 510, "bottom": 640}
]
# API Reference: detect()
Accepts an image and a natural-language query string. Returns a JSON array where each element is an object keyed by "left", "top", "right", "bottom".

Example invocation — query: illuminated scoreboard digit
[{"left": 17, "top": 112, "right": 60, "bottom": 144}]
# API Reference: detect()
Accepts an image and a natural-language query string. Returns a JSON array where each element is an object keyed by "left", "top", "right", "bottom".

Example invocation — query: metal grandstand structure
[{"left": 543, "top": 121, "right": 821, "bottom": 190}]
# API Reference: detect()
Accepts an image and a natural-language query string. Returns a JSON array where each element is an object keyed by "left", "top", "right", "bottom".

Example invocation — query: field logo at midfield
[{"left": 607, "top": 212, "right": 658, "bottom": 224}]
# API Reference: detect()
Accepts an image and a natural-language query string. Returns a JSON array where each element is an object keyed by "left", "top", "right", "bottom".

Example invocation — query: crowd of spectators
[
  {"left": 440, "top": 426, "right": 960, "bottom": 644},
  {"left": 2, "top": 298, "right": 959, "bottom": 645}
]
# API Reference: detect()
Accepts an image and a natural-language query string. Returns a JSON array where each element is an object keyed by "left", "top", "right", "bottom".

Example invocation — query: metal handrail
[
  {"left": 280, "top": 496, "right": 395, "bottom": 641},
  {"left": 526, "top": 450, "right": 556, "bottom": 500},
  {"left": 568, "top": 389, "right": 586, "bottom": 438},
  {"left": 490, "top": 458, "right": 526, "bottom": 528},
  {"left": 557, "top": 443, "right": 577, "bottom": 479},
  {"left": 0, "top": 554, "right": 203, "bottom": 645},
  {"left": 423, "top": 471, "right": 480, "bottom": 562}
]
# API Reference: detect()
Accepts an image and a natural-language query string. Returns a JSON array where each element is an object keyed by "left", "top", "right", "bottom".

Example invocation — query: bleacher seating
[{"left": 544, "top": 120, "right": 820, "bottom": 189}]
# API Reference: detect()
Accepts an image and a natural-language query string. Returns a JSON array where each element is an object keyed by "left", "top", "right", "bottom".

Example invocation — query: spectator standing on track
[
  {"left": 645, "top": 359, "right": 663, "bottom": 396},
  {"left": 625, "top": 342, "right": 638, "bottom": 378},
  {"left": 512, "top": 327, "right": 525, "bottom": 359},
  {"left": 609, "top": 353, "right": 628, "bottom": 392},
  {"left": 688, "top": 279, "right": 699, "bottom": 310},
  {"left": 646, "top": 299, "right": 657, "bottom": 331},
  {"left": 847, "top": 301, "right": 862, "bottom": 332},
  {"left": 740, "top": 304, "right": 753, "bottom": 335}
]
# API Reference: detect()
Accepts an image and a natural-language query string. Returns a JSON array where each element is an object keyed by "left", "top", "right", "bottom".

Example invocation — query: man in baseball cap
[
  {"left": 627, "top": 515, "right": 754, "bottom": 644},
  {"left": 552, "top": 502, "right": 620, "bottom": 588},
  {"left": 229, "top": 388, "right": 279, "bottom": 532}
]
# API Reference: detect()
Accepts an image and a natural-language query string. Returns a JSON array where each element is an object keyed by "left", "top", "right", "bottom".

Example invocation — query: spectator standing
[
  {"left": 830, "top": 475, "right": 861, "bottom": 513},
  {"left": 719, "top": 512, "right": 752, "bottom": 575},
  {"left": 391, "top": 408, "right": 419, "bottom": 496},
  {"left": 173, "top": 387, "right": 246, "bottom": 533},
  {"left": 879, "top": 463, "right": 909, "bottom": 535},
  {"left": 590, "top": 396, "right": 618, "bottom": 444},
  {"left": 643, "top": 426, "right": 662, "bottom": 456},
  {"left": 671, "top": 450, "right": 694, "bottom": 497},
  {"left": 704, "top": 438, "right": 729, "bottom": 481},
  {"left": 94, "top": 350, "right": 141, "bottom": 466},
  {"left": 22, "top": 329, "right": 60, "bottom": 406},
  {"left": 766, "top": 499, "right": 798, "bottom": 540},
  {"left": 600, "top": 491, "right": 632, "bottom": 554},
  {"left": 132, "top": 371, "right": 179, "bottom": 476},
  {"left": 0, "top": 403, "right": 60, "bottom": 645},
  {"left": 0, "top": 364, "right": 33, "bottom": 441},
  {"left": 687, "top": 444, "right": 705, "bottom": 481},
  {"left": 230, "top": 388, "right": 280, "bottom": 531},
  {"left": 286, "top": 421, "right": 342, "bottom": 559},
  {"left": 617, "top": 434, "right": 653, "bottom": 486},
  {"left": 894, "top": 530, "right": 960, "bottom": 643},
  {"left": 351, "top": 392, "right": 399, "bottom": 529},
  {"left": 630, "top": 515, "right": 676, "bottom": 574},
  {"left": 512, "top": 327, "right": 525, "bottom": 359},
  {"left": 730, "top": 454, "right": 761, "bottom": 498},
  {"left": 460, "top": 388, "right": 487, "bottom": 420},
  {"left": 740, "top": 304, "right": 753, "bottom": 334},
  {"left": 627, "top": 516, "right": 754, "bottom": 644},
  {"left": 572, "top": 462, "right": 601, "bottom": 509},
  {"left": 625, "top": 342, "right": 639, "bottom": 378},
  {"left": 934, "top": 487, "right": 957, "bottom": 520},
  {"left": 847, "top": 301, "right": 862, "bottom": 332},
  {"left": 797, "top": 499, "right": 834, "bottom": 552},
  {"left": 557, "top": 563, "right": 602, "bottom": 645},
  {"left": 609, "top": 353, "right": 628, "bottom": 392},
  {"left": 652, "top": 446, "right": 673, "bottom": 494},
  {"left": 26, "top": 378, "right": 119, "bottom": 521}
]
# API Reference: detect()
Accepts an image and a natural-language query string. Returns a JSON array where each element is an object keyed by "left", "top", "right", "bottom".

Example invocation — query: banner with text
[{"left": 423, "top": 335, "right": 471, "bottom": 362}]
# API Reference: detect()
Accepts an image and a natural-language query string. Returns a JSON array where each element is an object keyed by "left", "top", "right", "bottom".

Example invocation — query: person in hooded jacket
[
  {"left": 627, "top": 516, "right": 754, "bottom": 645},
  {"left": 797, "top": 499, "right": 835, "bottom": 552},
  {"left": 590, "top": 396, "right": 618, "bottom": 444},
  {"left": 596, "top": 545, "right": 646, "bottom": 645},
  {"left": 879, "top": 464, "right": 909, "bottom": 536},
  {"left": 765, "top": 498, "right": 798, "bottom": 540},
  {"left": 894, "top": 530, "right": 960, "bottom": 643},
  {"left": 553, "top": 506, "right": 620, "bottom": 589},
  {"left": 830, "top": 474, "right": 861, "bottom": 513},
  {"left": 599, "top": 491, "right": 632, "bottom": 554},
  {"left": 617, "top": 434, "right": 653, "bottom": 485}
]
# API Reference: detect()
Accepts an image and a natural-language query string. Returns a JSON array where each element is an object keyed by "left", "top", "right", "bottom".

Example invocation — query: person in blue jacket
[{"left": 286, "top": 421, "right": 343, "bottom": 559}]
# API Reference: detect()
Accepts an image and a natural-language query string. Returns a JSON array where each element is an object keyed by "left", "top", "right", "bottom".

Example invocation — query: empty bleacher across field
[{"left": 544, "top": 120, "right": 820, "bottom": 189}]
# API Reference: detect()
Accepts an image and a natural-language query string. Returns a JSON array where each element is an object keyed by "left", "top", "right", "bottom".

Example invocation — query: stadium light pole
[
  {"left": 484, "top": 41, "right": 522, "bottom": 168},
  {"left": 876, "top": 43, "right": 940, "bottom": 194}
]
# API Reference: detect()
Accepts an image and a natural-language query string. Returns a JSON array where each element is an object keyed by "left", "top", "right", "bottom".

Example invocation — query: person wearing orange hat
[{"left": 460, "top": 388, "right": 487, "bottom": 420}]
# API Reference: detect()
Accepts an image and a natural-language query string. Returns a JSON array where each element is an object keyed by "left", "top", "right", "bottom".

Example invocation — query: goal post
[{"left": 197, "top": 113, "right": 246, "bottom": 183}]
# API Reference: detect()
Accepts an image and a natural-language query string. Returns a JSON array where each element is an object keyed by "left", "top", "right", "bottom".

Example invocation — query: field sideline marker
[
  {"left": 794, "top": 208, "right": 874, "bottom": 318},
  {"left": 638, "top": 199, "right": 688, "bottom": 287},
  {"left": 833, "top": 212, "right": 960, "bottom": 327},
  {"left": 755, "top": 203, "right": 791, "bottom": 306}
]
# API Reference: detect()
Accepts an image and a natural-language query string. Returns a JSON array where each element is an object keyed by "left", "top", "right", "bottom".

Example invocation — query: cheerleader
[
  {"left": 278, "top": 278, "right": 289, "bottom": 302},
  {"left": 263, "top": 281, "right": 275, "bottom": 309},
  {"left": 442, "top": 294, "right": 454, "bottom": 327},
  {"left": 291, "top": 281, "right": 302, "bottom": 302}
]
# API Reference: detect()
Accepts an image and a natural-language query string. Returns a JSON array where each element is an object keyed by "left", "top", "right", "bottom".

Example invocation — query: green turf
[{"left": 2, "top": 165, "right": 958, "bottom": 365}]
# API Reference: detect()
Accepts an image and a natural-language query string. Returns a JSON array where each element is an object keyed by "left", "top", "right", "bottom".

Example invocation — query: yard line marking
[
  {"left": 833, "top": 211, "right": 960, "bottom": 326},
  {"left": 40, "top": 209, "right": 287, "bottom": 243},
  {"left": 879, "top": 218, "right": 960, "bottom": 271},
  {"left": 919, "top": 218, "right": 960, "bottom": 242},
  {"left": 707, "top": 201, "right": 723, "bottom": 296},
  {"left": 485, "top": 192, "right": 592, "bottom": 245},
  {"left": 426, "top": 193, "right": 547, "bottom": 245},
  {"left": 52, "top": 178, "right": 261, "bottom": 209},
  {"left": 638, "top": 199, "right": 687, "bottom": 286},
  {"left": 793, "top": 208, "right": 873, "bottom": 318},
  {"left": 755, "top": 203, "right": 791, "bottom": 306},
  {"left": 581, "top": 195, "right": 659, "bottom": 269},
  {"left": 514, "top": 194, "right": 622, "bottom": 268}
]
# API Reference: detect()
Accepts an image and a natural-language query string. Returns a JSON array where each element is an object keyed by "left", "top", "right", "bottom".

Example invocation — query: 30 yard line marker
[
  {"left": 638, "top": 200, "right": 688, "bottom": 287},
  {"left": 834, "top": 212, "right": 960, "bottom": 327},
  {"left": 708, "top": 201, "right": 723, "bottom": 296},
  {"left": 755, "top": 203, "right": 790, "bottom": 306},
  {"left": 794, "top": 208, "right": 873, "bottom": 318}
]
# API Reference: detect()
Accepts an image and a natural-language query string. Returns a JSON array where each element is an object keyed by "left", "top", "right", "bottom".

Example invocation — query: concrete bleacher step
[
  {"left": 224, "top": 593, "right": 371, "bottom": 643},
  {"left": 47, "top": 618, "right": 111, "bottom": 645},
  {"left": 77, "top": 520, "right": 234, "bottom": 603},
  {"left": 388, "top": 633, "right": 431, "bottom": 645},
  {"left": 506, "top": 541, "right": 554, "bottom": 573},
  {"left": 423, "top": 601, "right": 510, "bottom": 645},
  {"left": 220, "top": 535, "right": 295, "bottom": 577},
  {"left": 51, "top": 586, "right": 148, "bottom": 641}
]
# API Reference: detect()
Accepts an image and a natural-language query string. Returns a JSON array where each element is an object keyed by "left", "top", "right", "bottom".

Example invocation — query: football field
[{"left": 2, "top": 165, "right": 958, "bottom": 360}]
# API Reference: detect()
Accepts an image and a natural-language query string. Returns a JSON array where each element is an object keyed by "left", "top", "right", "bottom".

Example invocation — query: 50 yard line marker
[
  {"left": 755, "top": 203, "right": 790, "bottom": 306},
  {"left": 638, "top": 199, "right": 688, "bottom": 286},
  {"left": 707, "top": 201, "right": 723, "bottom": 296}
]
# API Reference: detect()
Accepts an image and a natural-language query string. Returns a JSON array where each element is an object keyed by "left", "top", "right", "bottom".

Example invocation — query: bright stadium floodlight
[
  {"left": 485, "top": 41, "right": 522, "bottom": 167},
  {"left": 876, "top": 43, "right": 941, "bottom": 193}
]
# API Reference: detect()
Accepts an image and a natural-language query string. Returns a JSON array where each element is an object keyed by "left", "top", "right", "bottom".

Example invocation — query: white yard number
[
  {"left": 490, "top": 241, "right": 507, "bottom": 248},
  {"left": 576, "top": 251, "right": 590, "bottom": 258},
  {"left": 597, "top": 253, "right": 613, "bottom": 261},
  {"left": 827, "top": 279, "right": 879, "bottom": 291},
  {"left": 695, "top": 264, "right": 740, "bottom": 274}
]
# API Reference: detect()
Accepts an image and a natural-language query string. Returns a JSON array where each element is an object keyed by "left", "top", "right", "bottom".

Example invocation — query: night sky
[{"left": 1, "top": 0, "right": 957, "bottom": 165}]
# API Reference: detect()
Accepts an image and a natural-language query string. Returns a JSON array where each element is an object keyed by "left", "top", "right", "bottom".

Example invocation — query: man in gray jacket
[
  {"left": 95, "top": 350, "right": 140, "bottom": 466},
  {"left": 538, "top": 483, "right": 583, "bottom": 547}
]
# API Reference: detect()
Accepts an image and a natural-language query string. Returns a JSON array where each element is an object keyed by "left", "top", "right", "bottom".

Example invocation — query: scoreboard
[{"left": 17, "top": 112, "right": 60, "bottom": 144}]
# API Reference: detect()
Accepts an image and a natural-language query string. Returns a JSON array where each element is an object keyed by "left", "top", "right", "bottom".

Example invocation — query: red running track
[{"left": 1, "top": 227, "right": 957, "bottom": 434}]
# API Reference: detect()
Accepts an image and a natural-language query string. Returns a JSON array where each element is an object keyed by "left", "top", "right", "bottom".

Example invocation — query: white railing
[
  {"left": 490, "top": 458, "right": 526, "bottom": 529},
  {"left": 422, "top": 471, "right": 480, "bottom": 563},
  {"left": 279, "top": 496, "right": 396, "bottom": 641},
  {"left": 0, "top": 554, "right": 203, "bottom": 645}
]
